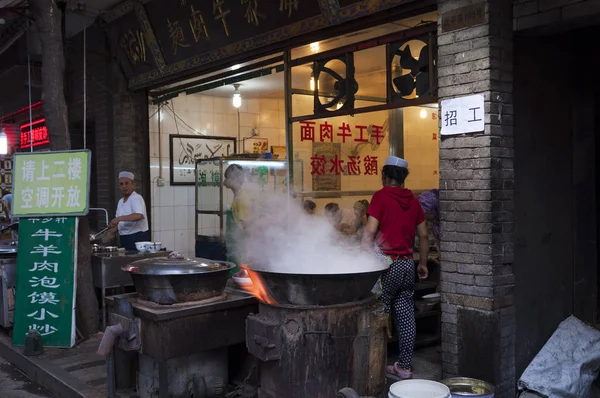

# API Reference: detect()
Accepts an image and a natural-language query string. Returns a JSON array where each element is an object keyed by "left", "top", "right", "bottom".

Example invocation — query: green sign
[
  {"left": 13, "top": 217, "right": 78, "bottom": 347},
  {"left": 12, "top": 150, "right": 91, "bottom": 217}
]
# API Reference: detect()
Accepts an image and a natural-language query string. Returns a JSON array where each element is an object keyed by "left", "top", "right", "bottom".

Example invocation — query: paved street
[{"left": 0, "top": 356, "right": 53, "bottom": 397}]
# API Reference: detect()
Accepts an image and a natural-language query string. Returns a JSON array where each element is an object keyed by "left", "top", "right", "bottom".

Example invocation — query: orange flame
[{"left": 240, "top": 265, "right": 276, "bottom": 304}]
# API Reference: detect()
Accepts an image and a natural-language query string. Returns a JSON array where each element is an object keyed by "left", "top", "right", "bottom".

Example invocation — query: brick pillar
[{"left": 437, "top": 1, "right": 515, "bottom": 396}]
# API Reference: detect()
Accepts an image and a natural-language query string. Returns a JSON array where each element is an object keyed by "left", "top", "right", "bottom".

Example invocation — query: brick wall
[
  {"left": 65, "top": 25, "right": 150, "bottom": 231},
  {"left": 514, "top": 0, "right": 600, "bottom": 31},
  {"left": 437, "top": 0, "right": 516, "bottom": 396}
]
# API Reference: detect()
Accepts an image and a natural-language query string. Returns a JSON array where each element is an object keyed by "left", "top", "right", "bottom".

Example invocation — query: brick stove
[{"left": 244, "top": 270, "right": 388, "bottom": 398}]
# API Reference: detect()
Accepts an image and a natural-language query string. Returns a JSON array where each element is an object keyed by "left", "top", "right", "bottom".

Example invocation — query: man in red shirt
[{"left": 361, "top": 156, "right": 429, "bottom": 379}]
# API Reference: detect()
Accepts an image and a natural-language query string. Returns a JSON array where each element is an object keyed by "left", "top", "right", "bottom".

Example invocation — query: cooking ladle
[{"left": 90, "top": 225, "right": 111, "bottom": 242}]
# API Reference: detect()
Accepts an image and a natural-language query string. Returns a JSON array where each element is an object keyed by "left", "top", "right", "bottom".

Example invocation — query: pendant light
[
  {"left": 232, "top": 84, "right": 242, "bottom": 108},
  {"left": 0, "top": 125, "right": 7, "bottom": 155}
]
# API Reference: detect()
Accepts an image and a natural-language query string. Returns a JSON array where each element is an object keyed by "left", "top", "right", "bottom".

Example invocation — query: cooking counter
[{"left": 92, "top": 250, "right": 171, "bottom": 329}]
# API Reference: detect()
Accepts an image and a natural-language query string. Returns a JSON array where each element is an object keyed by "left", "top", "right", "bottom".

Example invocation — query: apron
[{"left": 225, "top": 209, "right": 241, "bottom": 276}]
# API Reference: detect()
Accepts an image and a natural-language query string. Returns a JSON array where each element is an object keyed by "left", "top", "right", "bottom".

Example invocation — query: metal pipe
[
  {"left": 158, "top": 104, "right": 162, "bottom": 179},
  {"left": 27, "top": 51, "right": 32, "bottom": 152},
  {"left": 90, "top": 208, "right": 109, "bottom": 227},
  {"left": 83, "top": 25, "right": 87, "bottom": 149},
  {"left": 284, "top": 50, "right": 293, "bottom": 199}
]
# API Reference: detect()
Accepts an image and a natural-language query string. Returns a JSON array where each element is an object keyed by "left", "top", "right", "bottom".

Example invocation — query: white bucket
[{"left": 389, "top": 379, "right": 451, "bottom": 398}]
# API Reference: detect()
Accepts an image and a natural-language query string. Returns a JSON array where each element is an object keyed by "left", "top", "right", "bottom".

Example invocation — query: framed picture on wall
[
  {"left": 243, "top": 137, "right": 268, "bottom": 154},
  {"left": 271, "top": 146, "right": 286, "bottom": 159},
  {"left": 169, "top": 134, "right": 237, "bottom": 185}
]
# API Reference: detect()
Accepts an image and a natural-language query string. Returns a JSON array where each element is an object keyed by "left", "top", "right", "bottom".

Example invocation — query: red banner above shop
[{"left": 20, "top": 119, "right": 50, "bottom": 149}]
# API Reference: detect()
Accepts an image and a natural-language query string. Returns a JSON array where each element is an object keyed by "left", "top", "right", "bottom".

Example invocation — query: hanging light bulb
[
  {"left": 420, "top": 108, "right": 427, "bottom": 119},
  {"left": 0, "top": 126, "right": 8, "bottom": 155},
  {"left": 232, "top": 84, "right": 242, "bottom": 108},
  {"left": 309, "top": 67, "right": 319, "bottom": 91}
]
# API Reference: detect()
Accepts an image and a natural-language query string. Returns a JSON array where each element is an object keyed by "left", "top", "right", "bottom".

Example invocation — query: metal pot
[
  {"left": 122, "top": 257, "right": 235, "bottom": 305},
  {"left": 442, "top": 378, "right": 494, "bottom": 398},
  {"left": 253, "top": 270, "right": 381, "bottom": 306},
  {"left": 0, "top": 240, "right": 17, "bottom": 255}
]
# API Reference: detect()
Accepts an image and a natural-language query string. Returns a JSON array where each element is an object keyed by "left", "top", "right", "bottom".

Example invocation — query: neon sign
[{"left": 20, "top": 118, "right": 50, "bottom": 149}]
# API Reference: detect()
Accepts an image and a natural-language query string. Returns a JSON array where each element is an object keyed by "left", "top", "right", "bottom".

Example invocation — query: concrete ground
[
  {"left": 0, "top": 356, "right": 53, "bottom": 398},
  {"left": 384, "top": 344, "right": 442, "bottom": 395}
]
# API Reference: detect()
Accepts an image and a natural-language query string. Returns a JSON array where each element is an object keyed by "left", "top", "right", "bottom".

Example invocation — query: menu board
[{"left": 12, "top": 217, "right": 78, "bottom": 347}]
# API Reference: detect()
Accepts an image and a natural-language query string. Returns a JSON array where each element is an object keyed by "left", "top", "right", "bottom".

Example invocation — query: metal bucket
[{"left": 441, "top": 378, "right": 494, "bottom": 398}]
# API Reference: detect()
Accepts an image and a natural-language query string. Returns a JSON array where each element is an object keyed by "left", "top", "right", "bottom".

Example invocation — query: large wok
[
  {"left": 122, "top": 257, "right": 235, "bottom": 305},
  {"left": 252, "top": 270, "right": 381, "bottom": 306}
]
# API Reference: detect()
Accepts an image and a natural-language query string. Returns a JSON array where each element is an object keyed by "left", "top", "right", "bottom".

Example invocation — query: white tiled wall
[{"left": 148, "top": 93, "right": 286, "bottom": 258}]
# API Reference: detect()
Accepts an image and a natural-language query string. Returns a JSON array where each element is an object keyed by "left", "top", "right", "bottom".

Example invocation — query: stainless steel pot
[
  {"left": 122, "top": 257, "right": 235, "bottom": 304},
  {"left": 0, "top": 240, "right": 17, "bottom": 255}
]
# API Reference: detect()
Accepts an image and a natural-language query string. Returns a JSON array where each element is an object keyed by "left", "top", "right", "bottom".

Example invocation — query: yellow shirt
[{"left": 232, "top": 190, "right": 251, "bottom": 223}]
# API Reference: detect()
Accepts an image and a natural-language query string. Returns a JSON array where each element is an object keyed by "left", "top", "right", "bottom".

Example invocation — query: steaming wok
[{"left": 253, "top": 270, "right": 381, "bottom": 306}]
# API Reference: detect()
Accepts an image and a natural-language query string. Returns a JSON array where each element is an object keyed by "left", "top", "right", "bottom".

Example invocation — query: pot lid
[
  {"left": 122, "top": 257, "right": 234, "bottom": 275},
  {"left": 0, "top": 240, "right": 18, "bottom": 254}
]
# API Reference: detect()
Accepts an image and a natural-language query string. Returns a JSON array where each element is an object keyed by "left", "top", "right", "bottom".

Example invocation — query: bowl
[
  {"left": 145, "top": 242, "right": 162, "bottom": 253},
  {"left": 232, "top": 275, "right": 252, "bottom": 289},
  {"left": 415, "top": 299, "right": 436, "bottom": 312},
  {"left": 422, "top": 293, "right": 441, "bottom": 303},
  {"left": 135, "top": 241, "right": 152, "bottom": 253}
]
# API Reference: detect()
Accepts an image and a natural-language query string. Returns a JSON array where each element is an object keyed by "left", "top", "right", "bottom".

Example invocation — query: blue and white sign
[{"left": 440, "top": 94, "right": 485, "bottom": 136}]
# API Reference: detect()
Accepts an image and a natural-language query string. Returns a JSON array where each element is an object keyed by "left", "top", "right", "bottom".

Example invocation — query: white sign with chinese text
[{"left": 440, "top": 94, "right": 485, "bottom": 136}]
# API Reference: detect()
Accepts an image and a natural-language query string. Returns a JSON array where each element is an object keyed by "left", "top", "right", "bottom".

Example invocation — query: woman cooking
[{"left": 361, "top": 156, "right": 429, "bottom": 380}]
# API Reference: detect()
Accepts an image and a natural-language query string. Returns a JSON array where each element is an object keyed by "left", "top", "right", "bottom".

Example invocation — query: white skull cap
[
  {"left": 119, "top": 171, "right": 134, "bottom": 181},
  {"left": 384, "top": 156, "right": 408, "bottom": 168}
]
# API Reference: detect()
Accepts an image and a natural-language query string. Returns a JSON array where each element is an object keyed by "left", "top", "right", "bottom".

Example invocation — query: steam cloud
[{"left": 232, "top": 183, "right": 387, "bottom": 275}]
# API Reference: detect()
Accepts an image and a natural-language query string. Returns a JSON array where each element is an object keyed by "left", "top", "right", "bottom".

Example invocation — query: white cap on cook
[
  {"left": 119, "top": 171, "right": 135, "bottom": 180},
  {"left": 384, "top": 156, "right": 408, "bottom": 168}
]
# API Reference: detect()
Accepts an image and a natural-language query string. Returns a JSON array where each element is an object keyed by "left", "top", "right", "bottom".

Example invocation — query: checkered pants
[{"left": 379, "top": 258, "right": 416, "bottom": 370}]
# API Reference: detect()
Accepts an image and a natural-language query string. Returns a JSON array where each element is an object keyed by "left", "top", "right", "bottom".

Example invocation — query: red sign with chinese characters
[
  {"left": 310, "top": 154, "right": 379, "bottom": 177},
  {"left": 20, "top": 119, "right": 50, "bottom": 149},
  {"left": 300, "top": 121, "right": 385, "bottom": 145},
  {"left": 302, "top": 121, "right": 384, "bottom": 177}
]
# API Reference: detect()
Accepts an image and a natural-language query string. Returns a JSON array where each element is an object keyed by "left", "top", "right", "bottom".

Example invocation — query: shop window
[{"left": 291, "top": 103, "right": 438, "bottom": 217}]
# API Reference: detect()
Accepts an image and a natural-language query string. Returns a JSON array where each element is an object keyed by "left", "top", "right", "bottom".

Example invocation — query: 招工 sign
[
  {"left": 440, "top": 94, "right": 485, "bottom": 136},
  {"left": 12, "top": 217, "right": 78, "bottom": 347},
  {"left": 12, "top": 150, "right": 91, "bottom": 217}
]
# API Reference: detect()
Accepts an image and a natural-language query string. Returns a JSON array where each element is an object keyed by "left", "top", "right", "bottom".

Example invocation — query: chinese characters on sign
[
  {"left": 197, "top": 170, "right": 221, "bottom": 187},
  {"left": 299, "top": 121, "right": 385, "bottom": 145},
  {"left": 20, "top": 119, "right": 50, "bottom": 149},
  {"left": 440, "top": 94, "right": 485, "bottom": 136},
  {"left": 441, "top": 2, "right": 485, "bottom": 33},
  {"left": 13, "top": 217, "right": 78, "bottom": 347},
  {"left": 119, "top": 29, "right": 147, "bottom": 65},
  {"left": 312, "top": 143, "right": 342, "bottom": 192},
  {"left": 12, "top": 151, "right": 91, "bottom": 217},
  {"left": 310, "top": 154, "right": 379, "bottom": 176}
]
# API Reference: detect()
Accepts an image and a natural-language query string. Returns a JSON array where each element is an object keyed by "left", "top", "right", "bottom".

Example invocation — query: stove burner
[{"left": 136, "top": 293, "right": 228, "bottom": 309}]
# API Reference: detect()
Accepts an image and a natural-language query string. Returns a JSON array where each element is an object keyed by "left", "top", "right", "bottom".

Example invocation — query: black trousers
[{"left": 119, "top": 230, "right": 151, "bottom": 251}]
